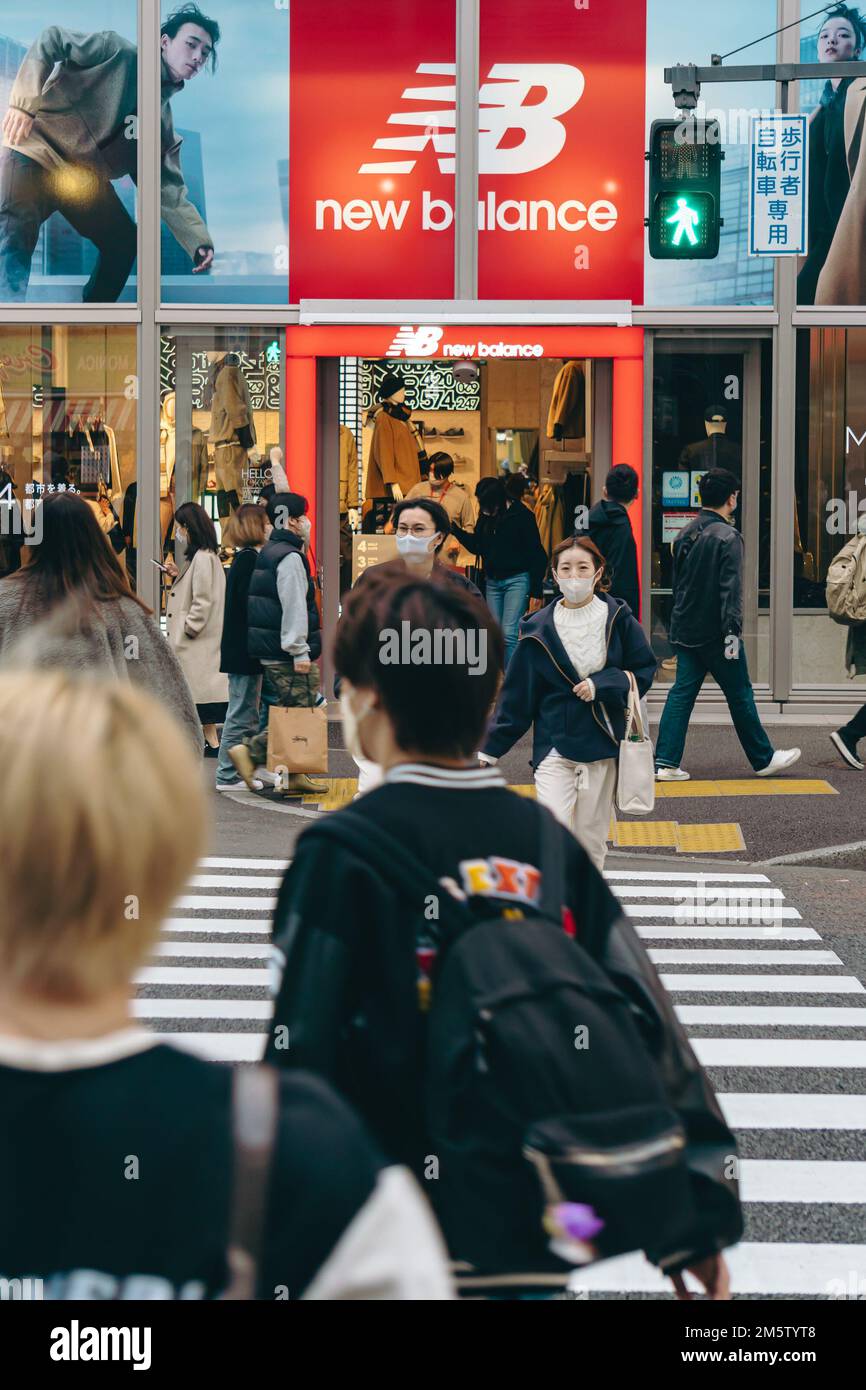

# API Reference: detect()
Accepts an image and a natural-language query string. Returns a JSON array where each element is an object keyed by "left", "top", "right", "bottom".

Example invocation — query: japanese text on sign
[{"left": 749, "top": 115, "right": 808, "bottom": 257}]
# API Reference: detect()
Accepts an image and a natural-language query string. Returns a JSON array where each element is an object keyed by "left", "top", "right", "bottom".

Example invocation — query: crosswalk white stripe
[
  {"left": 741, "top": 1159, "right": 866, "bottom": 1203},
  {"left": 137, "top": 966, "right": 269, "bottom": 986},
  {"left": 662, "top": 973, "right": 865, "bottom": 993},
  {"left": 188, "top": 875, "right": 283, "bottom": 889},
  {"left": 677, "top": 1005, "right": 866, "bottom": 1027},
  {"left": 605, "top": 871, "right": 772, "bottom": 883},
  {"left": 154, "top": 942, "right": 272, "bottom": 960},
  {"left": 693, "top": 1038, "right": 866, "bottom": 1067},
  {"left": 566, "top": 1243, "right": 866, "bottom": 1295},
  {"left": 614, "top": 886, "right": 785, "bottom": 900},
  {"left": 199, "top": 857, "right": 289, "bottom": 870},
  {"left": 134, "top": 1000, "right": 271, "bottom": 1019},
  {"left": 649, "top": 948, "right": 841, "bottom": 965},
  {"left": 719, "top": 1093, "right": 866, "bottom": 1129},
  {"left": 174, "top": 895, "right": 278, "bottom": 911},
  {"left": 625, "top": 905, "right": 802, "bottom": 920},
  {"left": 161, "top": 1033, "right": 266, "bottom": 1061},
  {"left": 163, "top": 919, "right": 271, "bottom": 934},
  {"left": 637, "top": 926, "right": 820, "bottom": 941}
]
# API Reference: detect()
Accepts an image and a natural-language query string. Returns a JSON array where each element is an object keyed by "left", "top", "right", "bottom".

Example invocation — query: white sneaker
[
  {"left": 655, "top": 766, "right": 690, "bottom": 781},
  {"left": 755, "top": 748, "right": 801, "bottom": 777}
]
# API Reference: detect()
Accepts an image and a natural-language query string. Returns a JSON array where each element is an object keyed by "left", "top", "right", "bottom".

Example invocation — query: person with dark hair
[
  {"left": 576, "top": 463, "right": 641, "bottom": 617},
  {"left": 0, "top": 7, "right": 218, "bottom": 302},
  {"left": 229, "top": 493, "right": 326, "bottom": 796},
  {"left": 452, "top": 476, "right": 548, "bottom": 666},
  {"left": 480, "top": 536, "right": 656, "bottom": 870},
  {"left": 264, "top": 563, "right": 741, "bottom": 1299},
  {"left": 405, "top": 452, "right": 475, "bottom": 534},
  {"left": 799, "top": 5, "right": 866, "bottom": 303},
  {"left": 215, "top": 505, "right": 270, "bottom": 791},
  {"left": 0, "top": 493, "right": 199, "bottom": 752},
  {"left": 165, "top": 501, "right": 227, "bottom": 754},
  {"left": 654, "top": 469, "right": 800, "bottom": 780}
]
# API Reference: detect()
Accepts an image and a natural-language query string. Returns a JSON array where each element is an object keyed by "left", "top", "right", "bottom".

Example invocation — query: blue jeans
[
  {"left": 216, "top": 673, "right": 263, "bottom": 785},
  {"left": 486, "top": 572, "right": 531, "bottom": 666},
  {"left": 655, "top": 640, "right": 775, "bottom": 772}
]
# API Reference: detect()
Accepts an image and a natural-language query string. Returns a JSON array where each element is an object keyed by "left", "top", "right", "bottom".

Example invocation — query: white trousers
[
  {"left": 353, "top": 753, "right": 384, "bottom": 796},
  {"left": 534, "top": 750, "right": 617, "bottom": 873}
]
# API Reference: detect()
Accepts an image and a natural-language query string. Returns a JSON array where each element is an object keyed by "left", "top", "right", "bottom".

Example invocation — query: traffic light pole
[{"left": 665, "top": 60, "right": 866, "bottom": 112}]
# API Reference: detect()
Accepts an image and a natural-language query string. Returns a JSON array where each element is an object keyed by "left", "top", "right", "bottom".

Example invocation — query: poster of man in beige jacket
[{"left": 0, "top": 3, "right": 219, "bottom": 302}]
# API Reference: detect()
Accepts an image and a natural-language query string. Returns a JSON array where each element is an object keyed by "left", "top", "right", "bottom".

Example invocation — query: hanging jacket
[
  {"left": 534, "top": 483, "right": 565, "bottom": 558},
  {"left": 365, "top": 405, "right": 421, "bottom": 499},
  {"left": 546, "top": 361, "right": 586, "bottom": 440},
  {"left": 339, "top": 426, "right": 358, "bottom": 513},
  {"left": 248, "top": 529, "right": 321, "bottom": 663},
  {"left": 578, "top": 498, "right": 641, "bottom": 618},
  {"left": 4, "top": 31, "right": 211, "bottom": 258},
  {"left": 210, "top": 360, "right": 256, "bottom": 449},
  {"left": 483, "top": 594, "right": 657, "bottom": 767}
]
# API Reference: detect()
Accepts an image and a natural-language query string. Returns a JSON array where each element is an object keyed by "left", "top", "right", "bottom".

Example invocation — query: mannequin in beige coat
[{"left": 165, "top": 502, "right": 228, "bottom": 750}]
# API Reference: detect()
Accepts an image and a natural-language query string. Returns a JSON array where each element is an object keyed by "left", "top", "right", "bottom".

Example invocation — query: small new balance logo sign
[
  {"left": 360, "top": 62, "right": 584, "bottom": 177},
  {"left": 386, "top": 326, "right": 444, "bottom": 358}
]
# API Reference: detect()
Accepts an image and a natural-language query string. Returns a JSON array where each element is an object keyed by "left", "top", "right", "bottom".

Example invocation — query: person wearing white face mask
[
  {"left": 480, "top": 537, "right": 657, "bottom": 871},
  {"left": 342, "top": 498, "right": 482, "bottom": 796}
]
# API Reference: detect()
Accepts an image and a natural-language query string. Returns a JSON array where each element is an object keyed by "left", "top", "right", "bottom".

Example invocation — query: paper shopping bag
[{"left": 266, "top": 704, "right": 328, "bottom": 775}]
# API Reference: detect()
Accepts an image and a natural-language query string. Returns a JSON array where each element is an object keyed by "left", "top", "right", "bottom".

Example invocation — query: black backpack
[{"left": 304, "top": 809, "right": 699, "bottom": 1275}]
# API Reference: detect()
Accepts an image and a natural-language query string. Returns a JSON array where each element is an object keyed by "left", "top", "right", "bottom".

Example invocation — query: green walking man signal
[{"left": 647, "top": 119, "right": 723, "bottom": 259}]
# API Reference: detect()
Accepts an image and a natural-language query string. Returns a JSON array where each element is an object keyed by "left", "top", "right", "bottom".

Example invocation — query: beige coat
[
  {"left": 816, "top": 78, "right": 866, "bottom": 305},
  {"left": 210, "top": 362, "right": 256, "bottom": 448},
  {"left": 339, "top": 425, "right": 358, "bottom": 512},
  {"left": 5, "top": 30, "right": 211, "bottom": 259},
  {"left": 166, "top": 550, "right": 228, "bottom": 706},
  {"left": 406, "top": 478, "right": 475, "bottom": 530}
]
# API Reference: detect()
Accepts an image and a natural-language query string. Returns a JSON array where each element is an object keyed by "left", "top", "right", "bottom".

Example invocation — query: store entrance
[
  {"left": 338, "top": 354, "right": 606, "bottom": 594},
  {"left": 649, "top": 336, "right": 772, "bottom": 695}
]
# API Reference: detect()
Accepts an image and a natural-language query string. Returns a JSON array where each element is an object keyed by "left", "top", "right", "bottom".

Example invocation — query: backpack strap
[{"left": 222, "top": 1066, "right": 280, "bottom": 1300}]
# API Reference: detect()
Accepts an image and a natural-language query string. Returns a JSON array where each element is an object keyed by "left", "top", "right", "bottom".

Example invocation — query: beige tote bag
[{"left": 615, "top": 671, "right": 655, "bottom": 816}]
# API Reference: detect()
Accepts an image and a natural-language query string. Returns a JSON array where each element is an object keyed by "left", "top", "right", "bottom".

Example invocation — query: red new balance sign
[{"left": 289, "top": 0, "right": 647, "bottom": 302}]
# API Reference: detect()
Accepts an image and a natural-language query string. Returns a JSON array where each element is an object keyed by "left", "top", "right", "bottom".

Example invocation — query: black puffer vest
[{"left": 247, "top": 529, "right": 321, "bottom": 661}]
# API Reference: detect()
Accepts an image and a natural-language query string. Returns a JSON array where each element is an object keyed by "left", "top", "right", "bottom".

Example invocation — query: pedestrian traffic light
[{"left": 647, "top": 119, "right": 722, "bottom": 259}]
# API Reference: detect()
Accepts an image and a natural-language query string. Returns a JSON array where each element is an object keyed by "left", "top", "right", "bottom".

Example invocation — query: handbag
[
  {"left": 615, "top": 671, "right": 655, "bottom": 816},
  {"left": 266, "top": 676, "right": 328, "bottom": 775}
]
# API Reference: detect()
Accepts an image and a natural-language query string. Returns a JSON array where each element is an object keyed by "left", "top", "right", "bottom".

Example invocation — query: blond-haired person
[{"left": 0, "top": 672, "right": 451, "bottom": 1301}]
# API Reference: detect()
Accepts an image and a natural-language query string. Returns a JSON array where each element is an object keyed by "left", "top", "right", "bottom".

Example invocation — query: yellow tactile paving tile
[
  {"left": 301, "top": 778, "right": 358, "bottom": 810},
  {"left": 614, "top": 821, "right": 679, "bottom": 848},
  {"left": 656, "top": 778, "right": 836, "bottom": 798},
  {"left": 675, "top": 822, "right": 746, "bottom": 853}
]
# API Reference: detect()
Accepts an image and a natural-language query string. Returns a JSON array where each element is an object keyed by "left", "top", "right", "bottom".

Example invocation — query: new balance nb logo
[
  {"left": 360, "top": 63, "right": 584, "bottom": 177},
  {"left": 386, "top": 326, "right": 444, "bottom": 358}
]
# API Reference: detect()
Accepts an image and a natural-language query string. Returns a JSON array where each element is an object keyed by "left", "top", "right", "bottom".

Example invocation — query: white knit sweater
[{"left": 553, "top": 596, "right": 608, "bottom": 685}]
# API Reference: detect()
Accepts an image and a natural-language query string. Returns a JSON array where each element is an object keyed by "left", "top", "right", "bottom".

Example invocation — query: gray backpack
[{"left": 826, "top": 535, "right": 866, "bottom": 627}]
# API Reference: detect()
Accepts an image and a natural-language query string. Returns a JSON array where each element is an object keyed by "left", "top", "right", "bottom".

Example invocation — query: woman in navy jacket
[{"left": 481, "top": 536, "right": 657, "bottom": 869}]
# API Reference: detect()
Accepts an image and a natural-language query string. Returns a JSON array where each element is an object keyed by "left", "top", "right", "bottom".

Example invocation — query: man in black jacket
[
  {"left": 229, "top": 492, "right": 326, "bottom": 796},
  {"left": 655, "top": 468, "right": 800, "bottom": 781},
  {"left": 578, "top": 463, "right": 640, "bottom": 616}
]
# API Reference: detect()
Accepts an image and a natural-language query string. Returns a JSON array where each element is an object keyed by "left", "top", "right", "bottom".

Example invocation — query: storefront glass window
[
  {"left": 650, "top": 341, "right": 772, "bottom": 687},
  {"left": 159, "top": 330, "right": 283, "bottom": 562},
  {"left": 0, "top": 325, "right": 137, "bottom": 580},
  {"left": 159, "top": 2, "right": 288, "bottom": 305},
  {"left": 644, "top": 2, "right": 776, "bottom": 307},
  {"left": 794, "top": 328, "right": 866, "bottom": 687},
  {"left": 0, "top": 2, "right": 138, "bottom": 304}
]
